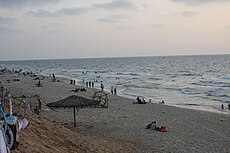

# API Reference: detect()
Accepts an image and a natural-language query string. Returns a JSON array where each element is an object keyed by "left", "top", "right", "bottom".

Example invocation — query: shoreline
[
  {"left": 47, "top": 73, "right": 230, "bottom": 115},
  {"left": 1, "top": 71, "right": 230, "bottom": 152},
  {"left": 1, "top": 70, "right": 230, "bottom": 117},
  {"left": 2, "top": 69, "right": 230, "bottom": 116}
]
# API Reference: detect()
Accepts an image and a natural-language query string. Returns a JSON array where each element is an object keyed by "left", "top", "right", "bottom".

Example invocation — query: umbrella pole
[{"left": 73, "top": 106, "right": 76, "bottom": 127}]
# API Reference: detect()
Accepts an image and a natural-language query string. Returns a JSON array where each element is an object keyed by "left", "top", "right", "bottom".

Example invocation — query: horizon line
[{"left": 0, "top": 53, "right": 229, "bottom": 62}]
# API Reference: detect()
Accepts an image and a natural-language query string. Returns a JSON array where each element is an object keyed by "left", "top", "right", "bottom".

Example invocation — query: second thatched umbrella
[{"left": 47, "top": 95, "right": 100, "bottom": 127}]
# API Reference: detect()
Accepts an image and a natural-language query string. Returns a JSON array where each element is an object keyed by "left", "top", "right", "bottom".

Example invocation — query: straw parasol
[{"left": 46, "top": 95, "right": 100, "bottom": 127}]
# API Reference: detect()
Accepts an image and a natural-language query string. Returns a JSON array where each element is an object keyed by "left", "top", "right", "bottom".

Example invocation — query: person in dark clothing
[
  {"left": 101, "top": 83, "right": 104, "bottom": 90},
  {"left": 52, "top": 74, "right": 56, "bottom": 82},
  {"left": 114, "top": 87, "right": 117, "bottom": 95},
  {"left": 111, "top": 87, "right": 113, "bottom": 94}
]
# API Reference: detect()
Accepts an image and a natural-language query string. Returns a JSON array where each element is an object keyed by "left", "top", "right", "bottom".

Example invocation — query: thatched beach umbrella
[{"left": 47, "top": 95, "right": 100, "bottom": 127}]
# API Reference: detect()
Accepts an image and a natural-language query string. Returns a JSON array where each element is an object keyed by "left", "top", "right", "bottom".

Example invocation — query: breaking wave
[{"left": 192, "top": 81, "right": 230, "bottom": 87}]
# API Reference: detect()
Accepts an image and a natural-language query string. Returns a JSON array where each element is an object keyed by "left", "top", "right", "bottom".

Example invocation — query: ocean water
[{"left": 0, "top": 55, "right": 230, "bottom": 114}]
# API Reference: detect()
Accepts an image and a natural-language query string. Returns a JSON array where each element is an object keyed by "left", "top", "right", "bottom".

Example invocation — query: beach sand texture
[{"left": 1, "top": 73, "right": 230, "bottom": 153}]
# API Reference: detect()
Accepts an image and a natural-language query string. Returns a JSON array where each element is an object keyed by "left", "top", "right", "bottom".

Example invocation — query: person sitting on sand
[
  {"left": 136, "top": 96, "right": 139, "bottom": 103},
  {"left": 159, "top": 100, "right": 165, "bottom": 104},
  {"left": 137, "top": 96, "right": 141, "bottom": 104},
  {"left": 133, "top": 96, "right": 147, "bottom": 104},
  {"left": 151, "top": 121, "right": 157, "bottom": 130},
  {"left": 133, "top": 97, "right": 138, "bottom": 104},
  {"left": 142, "top": 98, "right": 146, "bottom": 104}
]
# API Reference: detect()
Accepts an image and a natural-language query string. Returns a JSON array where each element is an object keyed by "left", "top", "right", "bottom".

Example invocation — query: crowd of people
[
  {"left": 86, "top": 81, "right": 95, "bottom": 88},
  {"left": 82, "top": 79, "right": 118, "bottom": 95}
]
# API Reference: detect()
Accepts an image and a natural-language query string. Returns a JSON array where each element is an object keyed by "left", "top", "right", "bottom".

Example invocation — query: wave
[
  {"left": 96, "top": 70, "right": 112, "bottom": 74},
  {"left": 219, "top": 76, "right": 230, "bottom": 80},
  {"left": 180, "top": 73, "right": 197, "bottom": 76},
  {"left": 116, "top": 72, "right": 139, "bottom": 76},
  {"left": 176, "top": 103, "right": 200, "bottom": 106},
  {"left": 179, "top": 87, "right": 230, "bottom": 104},
  {"left": 115, "top": 82, "right": 125, "bottom": 86},
  {"left": 123, "top": 83, "right": 159, "bottom": 90},
  {"left": 162, "top": 87, "right": 178, "bottom": 91},
  {"left": 192, "top": 81, "right": 230, "bottom": 87},
  {"left": 180, "top": 87, "right": 230, "bottom": 98},
  {"left": 166, "top": 73, "right": 201, "bottom": 77},
  {"left": 179, "top": 88, "right": 200, "bottom": 95},
  {"left": 205, "top": 92, "right": 230, "bottom": 103},
  {"left": 149, "top": 77, "right": 162, "bottom": 80},
  {"left": 206, "top": 93, "right": 230, "bottom": 98},
  {"left": 119, "top": 92, "right": 138, "bottom": 99},
  {"left": 200, "top": 96, "right": 230, "bottom": 103}
]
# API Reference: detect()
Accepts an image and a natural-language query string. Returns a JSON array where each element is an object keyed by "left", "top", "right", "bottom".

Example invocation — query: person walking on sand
[
  {"left": 221, "top": 104, "right": 224, "bottom": 110},
  {"left": 228, "top": 103, "right": 230, "bottom": 110},
  {"left": 114, "top": 87, "right": 117, "bottom": 95}
]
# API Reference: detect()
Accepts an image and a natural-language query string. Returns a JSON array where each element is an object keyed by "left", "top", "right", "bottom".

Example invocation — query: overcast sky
[{"left": 0, "top": 0, "right": 229, "bottom": 60}]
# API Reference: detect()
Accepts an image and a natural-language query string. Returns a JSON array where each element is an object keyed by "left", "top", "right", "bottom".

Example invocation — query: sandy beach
[{"left": 1, "top": 72, "right": 230, "bottom": 153}]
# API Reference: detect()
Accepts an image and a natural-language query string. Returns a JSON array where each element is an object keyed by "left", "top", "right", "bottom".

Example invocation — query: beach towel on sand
[
  {"left": 159, "top": 126, "right": 167, "bottom": 132},
  {"left": 146, "top": 123, "right": 152, "bottom": 129}
]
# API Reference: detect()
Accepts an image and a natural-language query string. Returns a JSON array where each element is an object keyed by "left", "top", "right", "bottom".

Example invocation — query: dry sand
[{"left": 1, "top": 72, "right": 230, "bottom": 153}]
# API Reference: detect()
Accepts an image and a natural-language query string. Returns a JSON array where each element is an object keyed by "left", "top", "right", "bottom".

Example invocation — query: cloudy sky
[{"left": 0, "top": 0, "right": 229, "bottom": 60}]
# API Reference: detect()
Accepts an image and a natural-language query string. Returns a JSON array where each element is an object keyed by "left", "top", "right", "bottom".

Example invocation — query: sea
[{"left": 0, "top": 55, "right": 230, "bottom": 114}]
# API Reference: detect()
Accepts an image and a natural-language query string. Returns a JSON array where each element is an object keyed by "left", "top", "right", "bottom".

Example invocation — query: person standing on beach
[
  {"left": 101, "top": 83, "right": 104, "bottom": 90},
  {"left": 92, "top": 82, "right": 94, "bottom": 88},
  {"left": 114, "top": 87, "right": 117, "bottom": 95},
  {"left": 228, "top": 103, "right": 230, "bottom": 110},
  {"left": 221, "top": 104, "right": 224, "bottom": 110},
  {"left": 111, "top": 87, "right": 113, "bottom": 94},
  {"left": 52, "top": 74, "right": 56, "bottom": 82}
]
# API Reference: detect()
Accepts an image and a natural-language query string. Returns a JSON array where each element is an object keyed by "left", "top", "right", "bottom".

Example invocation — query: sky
[{"left": 0, "top": 0, "right": 230, "bottom": 60}]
